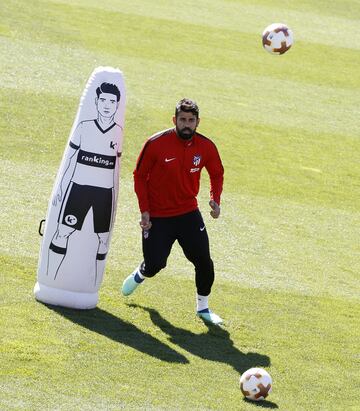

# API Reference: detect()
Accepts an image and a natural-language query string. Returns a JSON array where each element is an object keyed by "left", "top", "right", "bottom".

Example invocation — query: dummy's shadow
[
  {"left": 129, "top": 304, "right": 271, "bottom": 374},
  {"left": 46, "top": 304, "right": 188, "bottom": 364}
]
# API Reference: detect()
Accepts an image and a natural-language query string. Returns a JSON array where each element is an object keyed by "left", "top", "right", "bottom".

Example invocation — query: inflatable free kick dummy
[{"left": 34, "top": 67, "right": 126, "bottom": 309}]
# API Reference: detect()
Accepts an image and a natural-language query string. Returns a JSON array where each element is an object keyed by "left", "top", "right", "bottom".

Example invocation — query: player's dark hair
[
  {"left": 96, "top": 82, "right": 121, "bottom": 101},
  {"left": 175, "top": 98, "right": 199, "bottom": 118}
]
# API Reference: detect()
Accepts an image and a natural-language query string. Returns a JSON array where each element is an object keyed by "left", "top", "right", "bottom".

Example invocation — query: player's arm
[
  {"left": 205, "top": 143, "right": 224, "bottom": 219},
  {"left": 133, "top": 140, "right": 155, "bottom": 229}
]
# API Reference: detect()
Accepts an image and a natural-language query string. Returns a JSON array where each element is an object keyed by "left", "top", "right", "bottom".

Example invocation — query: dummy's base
[{"left": 34, "top": 282, "right": 98, "bottom": 309}]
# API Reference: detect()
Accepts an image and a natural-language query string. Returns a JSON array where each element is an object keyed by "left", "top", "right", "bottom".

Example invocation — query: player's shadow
[
  {"left": 131, "top": 305, "right": 278, "bottom": 409},
  {"left": 46, "top": 304, "right": 188, "bottom": 364},
  {"left": 129, "top": 304, "right": 271, "bottom": 375}
]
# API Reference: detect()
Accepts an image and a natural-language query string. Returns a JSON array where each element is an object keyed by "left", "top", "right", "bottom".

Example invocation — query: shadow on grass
[
  {"left": 46, "top": 304, "right": 189, "bottom": 364},
  {"left": 129, "top": 304, "right": 271, "bottom": 374},
  {"left": 243, "top": 398, "right": 278, "bottom": 409}
]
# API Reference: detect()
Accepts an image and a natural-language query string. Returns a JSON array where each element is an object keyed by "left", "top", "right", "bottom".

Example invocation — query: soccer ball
[
  {"left": 262, "top": 23, "right": 294, "bottom": 55},
  {"left": 239, "top": 368, "right": 272, "bottom": 401}
]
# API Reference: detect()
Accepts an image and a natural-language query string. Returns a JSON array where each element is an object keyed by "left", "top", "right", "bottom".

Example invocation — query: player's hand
[
  {"left": 209, "top": 200, "right": 220, "bottom": 219},
  {"left": 139, "top": 211, "right": 152, "bottom": 230}
]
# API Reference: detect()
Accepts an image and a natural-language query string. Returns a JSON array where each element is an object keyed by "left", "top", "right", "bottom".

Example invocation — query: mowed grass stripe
[
  {"left": 1, "top": 39, "right": 359, "bottom": 140},
  {"left": 206, "top": 192, "right": 360, "bottom": 299},
  {"left": 50, "top": 0, "right": 360, "bottom": 48},
  {"left": 1, "top": 81, "right": 359, "bottom": 211},
  {"left": 2, "top": 1, "right": 360, "bottom": 90},
  {"left": 1, "top": 156, "right": 359, "bottom": 301}
]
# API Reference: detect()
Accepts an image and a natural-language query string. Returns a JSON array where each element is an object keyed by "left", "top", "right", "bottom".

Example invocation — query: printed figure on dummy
[
  {"left": 49, "top": 82, "right": 121, "bottom": 281},
  {"left": 34, "top": 67, "right": 126, "bottom": 309}
]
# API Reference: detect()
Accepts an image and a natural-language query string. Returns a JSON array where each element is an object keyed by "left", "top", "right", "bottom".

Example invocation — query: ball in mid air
[{"left": 262, "top": 23, "right": 294, "bottom": 55}]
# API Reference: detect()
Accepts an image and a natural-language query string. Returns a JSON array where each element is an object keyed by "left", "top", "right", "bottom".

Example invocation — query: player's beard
[{"left": 176, "top": 126, "right": 196, "bottom": 140}]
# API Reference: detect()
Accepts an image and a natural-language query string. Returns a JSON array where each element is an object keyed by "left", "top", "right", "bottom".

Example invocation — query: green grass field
[{"left": 1, "top": 0, "right": 359, "bottom": 409}]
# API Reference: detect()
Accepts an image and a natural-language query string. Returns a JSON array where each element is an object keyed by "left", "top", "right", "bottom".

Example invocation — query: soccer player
[
  {"left": 47, "top": 82, "right": 122, "bottom": 283},
  {"left": 121, "top": 98, "right": 224, "bottom": 325}
]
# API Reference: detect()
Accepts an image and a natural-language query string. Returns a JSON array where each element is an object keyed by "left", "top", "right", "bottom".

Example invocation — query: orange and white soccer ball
[
  {"left": 240, "top": 368, "right": 272, "bottom": 401},
  {"left": 262, "top": 23, "right": 294, "bottom": 55}
]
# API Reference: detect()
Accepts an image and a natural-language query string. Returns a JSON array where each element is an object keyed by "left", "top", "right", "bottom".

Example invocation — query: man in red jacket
[{"left": 121, "top": 98, "right": 224, "bottom": 324}]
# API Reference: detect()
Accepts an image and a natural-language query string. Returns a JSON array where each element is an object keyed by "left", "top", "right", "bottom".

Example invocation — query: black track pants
[{"left": 141, "top": 209, "right": 215, "bottom": 296}]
